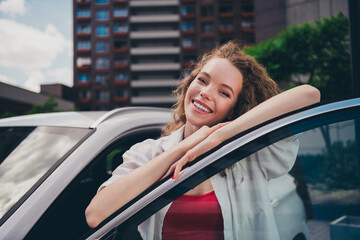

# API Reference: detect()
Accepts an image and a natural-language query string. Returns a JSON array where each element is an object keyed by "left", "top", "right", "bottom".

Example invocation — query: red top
[{"left": 162, "top": 191, "right": 224, "bottom": 240}]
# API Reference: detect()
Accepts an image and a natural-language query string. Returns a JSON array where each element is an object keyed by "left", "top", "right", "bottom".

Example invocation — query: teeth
[{"left": 193, "top": 101, "right": 211, "bottom": 112}]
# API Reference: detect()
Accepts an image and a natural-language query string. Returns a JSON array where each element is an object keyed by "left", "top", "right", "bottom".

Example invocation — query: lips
[{"left": 192, "top": 99, "right": 213, "bottom": 113}]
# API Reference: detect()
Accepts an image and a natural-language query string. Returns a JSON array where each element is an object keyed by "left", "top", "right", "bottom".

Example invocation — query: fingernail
[{"left": 172, "top": 175, "right": 175, "bottom": 179}]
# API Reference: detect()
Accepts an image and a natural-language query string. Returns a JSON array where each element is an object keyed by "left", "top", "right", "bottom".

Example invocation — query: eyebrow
[{"left": 200, "top": 71, "right": 235, "bottom": 95}]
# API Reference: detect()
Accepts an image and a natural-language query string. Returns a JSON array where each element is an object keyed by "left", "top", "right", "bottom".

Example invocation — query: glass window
[
  {"left": 77, "top": 25, "right": 91, "bottom": 34},
  {"left": 114, "top": 57, "right": 128, "bottom": 66},
  {"left": 202, "top": 38, "right": 214, "bottom": 49},
  {"left": 96, "top": 57, "right": 109, "bottom": 69},
  {"left": 115, "top": 73, "right": 128, "bottom": 82},
  {"left": 201, "top": 6, "right": 214, "bottom": 17},
  {"left": 220, "top": 22, "right": 234, "bottom": 31},
  {"left": 96, "top": 9, "right": 109, "bottom": 20},
  {"left": 96, "top": 25, "right": 109, "bottom": 36},
  {"left": 77, "top": 9, "right": 90, "bottom": 18},
  {"left": 0, "top": 127, "right": 91, "bottom": 220},
  {"left": 242, "top": 21, "right": 255, "bottom": 29},
  {"left": 182, "top": 22, "right": 195, "bottom": 31},
  {"left": 114, "top": 8, "right": 128, "bottom": 17},
  {"left": 76, "top": 57, "right": 91, "bottom": 67},
  {"left": 95, "top": 0, "right": 108, "bottom": 4},
  {"left": 79, "top": 89, "right": 90, "bottom": 99},
  {"left": 182, "top": 38, "right": 196, "bottom": 47},
  {"left": 114, "top": 40, "right": 127, "bottom": 49},
  {"left": 115, "top": 89, "right": 128, "bottom": 98},
  {"left": 202, "top": 22, "right": 213, "bottom": 33},
  {"left": 114, "top": 24, "right": 128, "bottom": 34},
  {"left": 96, "top": 90, "right": 109, "bottom": 101},
  {"left": 96, "top": 41, "right": 109, "bottom": 52},
  {"left": 95, "top": 74, "right": 109, "bottom": 85},
  {"left": 78, "top": 74, "right": 89, "bottom": 82},
  {"left": 181, "top": 6, "right": 195, "bottom": 15},
  {"left": 77, "top": 41, "right": 91, "bottom": 50}
]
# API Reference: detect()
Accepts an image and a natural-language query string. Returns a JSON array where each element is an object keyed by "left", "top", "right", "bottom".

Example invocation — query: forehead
[{"left": 200, "top": 58, "right": 243, "bottom": 89}]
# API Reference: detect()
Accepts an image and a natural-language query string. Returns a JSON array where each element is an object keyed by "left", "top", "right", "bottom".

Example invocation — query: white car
[{"left": 1, "top": 98, "right": 360, "bottom": 240}]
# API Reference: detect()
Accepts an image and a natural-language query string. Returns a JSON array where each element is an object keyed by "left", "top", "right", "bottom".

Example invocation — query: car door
[{"left": 83, "top": 98, "right": 360, "bottom": 240}]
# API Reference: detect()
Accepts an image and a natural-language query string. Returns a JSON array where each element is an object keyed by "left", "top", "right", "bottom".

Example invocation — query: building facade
[{"left": 73, "top": 0, "right": 255, "bottom": 110}]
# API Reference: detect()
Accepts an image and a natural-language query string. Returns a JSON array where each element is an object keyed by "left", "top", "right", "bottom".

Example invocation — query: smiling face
[{"left": 184, "top": 58, "right": 243, "bottom": 136}]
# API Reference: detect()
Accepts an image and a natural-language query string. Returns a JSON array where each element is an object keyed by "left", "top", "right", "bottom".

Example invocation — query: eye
[
  {"left": 219, "top": 90, "right": 230, "bottom": 98},
  {"left": 197, "top": 77, "right": 206, "bottom": 84}
]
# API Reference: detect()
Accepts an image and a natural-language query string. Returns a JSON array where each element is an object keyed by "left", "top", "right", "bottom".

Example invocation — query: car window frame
[{"left": 83, "top": 98, "right": 360, "bottom": 240}]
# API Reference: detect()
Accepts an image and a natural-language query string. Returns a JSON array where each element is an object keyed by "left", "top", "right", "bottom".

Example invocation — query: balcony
[
  {"left": 76, "top": 0, "right": 91, "bottom": 5},
  {"left": 131, "top": 79, "right": 178, "bottom": 88},
  {"left": 114, "top": 96, "right": 129, "bottom": 103},
  {"left": 130, "top": 30, "right": 179, "bottom": 39},
  {"left": 130, "top": 47, "right": 180, "bottom": 55},
  {"left": 114, "top": 0, "right": 128, "bottom": 5},
  {"left": 241, "top": 11, "right": 255, "bottom": 17},
  {"left": 131, "top": 63, "right": 180, "bottom": 71},
  {"left": 130, "top": 14, "right": 179, "bottom": 23},
  {"left": 78, "top": 98, "right": 91, "bottom": 104},
  {"left": 129, "top": 0, "right": 178, "bottom": 7},
  {"left": 242, "top": 28, "right": 255, "bottom": 34}
]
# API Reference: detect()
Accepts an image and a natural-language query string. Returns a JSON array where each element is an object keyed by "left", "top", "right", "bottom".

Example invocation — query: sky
[{"left": 0, "top": 0, "right": 72, "bottom": 92}]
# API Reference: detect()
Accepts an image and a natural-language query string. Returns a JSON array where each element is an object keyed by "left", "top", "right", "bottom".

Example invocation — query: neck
[{"left": 183, "top": 121, "right": 201, "bottom": 138}]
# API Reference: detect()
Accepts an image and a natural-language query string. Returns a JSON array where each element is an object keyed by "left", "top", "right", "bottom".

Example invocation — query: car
[{"left": 0, "top": 97, "right": 360, "bottom": 240}]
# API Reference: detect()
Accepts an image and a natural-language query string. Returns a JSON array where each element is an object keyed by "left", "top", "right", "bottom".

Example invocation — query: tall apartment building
[{"left": 73, "top": 0, "right": 255, "bottom": 110}]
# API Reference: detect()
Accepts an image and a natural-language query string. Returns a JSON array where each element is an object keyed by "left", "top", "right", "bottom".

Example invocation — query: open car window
[{"left": 85, "top": 99, "right": 360, "bottom": 240}]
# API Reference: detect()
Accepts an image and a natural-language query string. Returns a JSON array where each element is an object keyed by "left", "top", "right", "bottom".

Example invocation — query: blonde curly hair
[{"left": 163, "top": 41, "right": 280, "bottom": 136}]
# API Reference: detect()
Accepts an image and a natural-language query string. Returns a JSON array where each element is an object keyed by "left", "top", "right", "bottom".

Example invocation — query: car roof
[{"left": 0, "top": 107, "right": 170, "bottom": 128}]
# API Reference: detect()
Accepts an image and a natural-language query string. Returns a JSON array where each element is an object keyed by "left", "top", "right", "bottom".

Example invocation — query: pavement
[{"left": 308, "top": 220, "right": 330, "bottom": 240}]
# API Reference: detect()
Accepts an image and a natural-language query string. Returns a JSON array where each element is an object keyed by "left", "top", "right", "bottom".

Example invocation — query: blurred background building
[
  {"left": 73, "top": 0, "right": 256, "bottom": 110},
  {"left": 73, "top": 0, "right": 347, "bottom": 111}
]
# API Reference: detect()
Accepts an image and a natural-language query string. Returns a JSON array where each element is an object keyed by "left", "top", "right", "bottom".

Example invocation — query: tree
[
  {"left": 245, "top": 13, "right": 351, "bottom": 101},
  {"left": 26, "top": 96, "right": 59, "bottom": 114}
]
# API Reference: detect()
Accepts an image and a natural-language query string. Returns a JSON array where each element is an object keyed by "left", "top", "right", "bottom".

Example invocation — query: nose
[{"left": 200, "top": 86, "right": 212, "bottom": 100}]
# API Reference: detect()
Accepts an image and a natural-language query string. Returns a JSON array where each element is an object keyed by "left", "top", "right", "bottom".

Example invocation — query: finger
[
  {"left": 161, "top": 164, "right": 176, "bottom": 180},
  {"left": 173, "top": 161, "right": 184, "bottom": 179}
]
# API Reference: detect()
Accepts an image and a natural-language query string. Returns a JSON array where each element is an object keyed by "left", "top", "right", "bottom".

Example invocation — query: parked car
[{"left": 0, "top": 97, "right": 359, "bottom": 240}]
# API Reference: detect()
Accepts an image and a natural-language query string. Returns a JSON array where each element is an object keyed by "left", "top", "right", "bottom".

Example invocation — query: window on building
[
  {"left": 77, "top": 41, "right": 91, "bottom": 50},
  {"left": 115, "top": 89, "right": 128, "bottom": 98},
  {"left": 95, "top": 74, "right": 109, "bottom": 85},
  {"left": 114, "top": 40, "right": 127, "bottom": 50},
  {"left": 79, "top": 89, "right": 90, "bottom": 99},
  {"left": 201, "top": 6, "right": 214, "bottom": 17},
  {"left": 182, "top": 39, "right": 196, "bottom": 47},
  {"left": 114, "top": 57, "right": 128, "bottom": 66},
  {"left": 77, "top": 25, "right": 91, "bottom": 34},
  {"left": 95, "top": 0, "right": 108, "bottom": 4},
  {"left": 220, "top": 22, "right": 234, "bottom": 31},
  {"left": 114, "top": 8, "right": 128, "bottom": 17},
  {"left": 96, "top": 25, "right": 109, "bottom": 36},
  {"left": 242, "top": 21, "right": 255, "bottom": 29},
  {"left": 114, "top": 24, "right": 128, "bottom": 34},
  {"left": 76, "top": 57, "right": 91, "bottom": 68},
  {"left": 219, "top": 5, "right": 233, "bottom": 15},
  {"left": 96, "top": 9, "right": 109, "bottom": 21},
  {"left": 77, "top": 74, "right": 90, "bottom": 83},
  {"left": 242, "top": 4, "right": 254, "bottom": 13},
  {"left": 182, "top": 22, "right": 195, "bottom": 31},
  {"left": 181, "top": 6, "right": 195, "bottom": 15},
  {"left": 96, "top": 41, "right": 109, "bottom": 52},
  {"left": 201, "top": 22, "right": 213, "bottom": 33},
  {"left": 96, "top": 57, "right": 109, "bottom": 69},
  {"left": 115, "top": 73, "right": 128, "bottom": 82},
  {"left": 202, "top": 38, "right": 214, "bottom": 49},
  {"left": 96, "top": 90, "right": 110, "bottom": 101},
  {"left": 77, "top": 9, "right": 90, "bottom": 18}
]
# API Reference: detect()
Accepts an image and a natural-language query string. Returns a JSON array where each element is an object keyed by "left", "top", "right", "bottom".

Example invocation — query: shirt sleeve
[
  {"left": 98, "top": 138, "right": 165, "bottom": 192},
  {"left": 255, "top": 134, "right": 300, "bottom": 180}
]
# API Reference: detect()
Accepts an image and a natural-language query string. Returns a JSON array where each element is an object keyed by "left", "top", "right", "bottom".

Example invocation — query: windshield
[{"left": 0, "top": 126, "right": 91, "bottom": 220}]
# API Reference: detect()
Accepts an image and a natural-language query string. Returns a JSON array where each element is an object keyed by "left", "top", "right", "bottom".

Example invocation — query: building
[
  {"left": 255, "top": 0, "right": 348, "bottom": 43},
  {"left": 73, "top": 0, "right": 255, "bottom": 110},
  {"left": 0, "top": 82, "right": 75, "bottom": 117}
]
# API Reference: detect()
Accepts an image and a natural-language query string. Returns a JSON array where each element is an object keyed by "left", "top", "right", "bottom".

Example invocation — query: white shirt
[{"left": 100, "top": 126, "right": 299, "bottom": 240}]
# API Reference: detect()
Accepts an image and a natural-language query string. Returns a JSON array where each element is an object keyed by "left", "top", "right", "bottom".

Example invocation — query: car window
[
  {"left": 24, "top": 126, "right": 163, "bottom": 240},
  {"left": 0, "top": 126, "right": 91, "bottom": 224},
  {"left": 94, "top": 105, "right": 360, "bottom": 240}
]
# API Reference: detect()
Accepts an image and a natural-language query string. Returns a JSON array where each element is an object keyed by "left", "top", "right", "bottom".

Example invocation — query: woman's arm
[
  {"left": 85, "top": 123, "right": 227, "bottom": 228},
  {"left": 169, "top": 84, "right": 320, "bottom": 179}
]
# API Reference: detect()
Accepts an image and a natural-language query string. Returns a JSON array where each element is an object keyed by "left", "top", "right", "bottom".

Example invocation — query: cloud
[
  {"left": 24, "top": 70, "right": 45, "bottom": 92},
  {"left": 45, "top": 68, "right": 73, "bottom": 87},
  {"left": 0, "top": 19, "right": 71, "bottom": 70},
  {"left": 0, "top": 0, "right": 26, "bottom": 16},
  {"left": 0, "top": 74, "right": 18, "bottom": 86}
]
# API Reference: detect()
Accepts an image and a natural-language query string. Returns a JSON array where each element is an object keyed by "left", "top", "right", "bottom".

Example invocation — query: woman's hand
[{"left": 164, "top": 122, "right": 228, "bottom": 180}]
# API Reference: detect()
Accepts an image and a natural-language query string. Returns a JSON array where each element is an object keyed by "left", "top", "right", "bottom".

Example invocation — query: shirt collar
[{"left": 161, "top": 125, "right": 185, "bottom": 151}]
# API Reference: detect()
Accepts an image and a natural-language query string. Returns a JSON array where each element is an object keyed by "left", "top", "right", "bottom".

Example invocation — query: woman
[{"left": 86, "top": 41, "right": 320, "bottom": 239}]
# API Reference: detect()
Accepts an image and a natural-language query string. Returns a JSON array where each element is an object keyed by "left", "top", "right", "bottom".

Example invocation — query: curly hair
[{"left": 163, "top": 41, "right": 280, "bottom": 136}]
